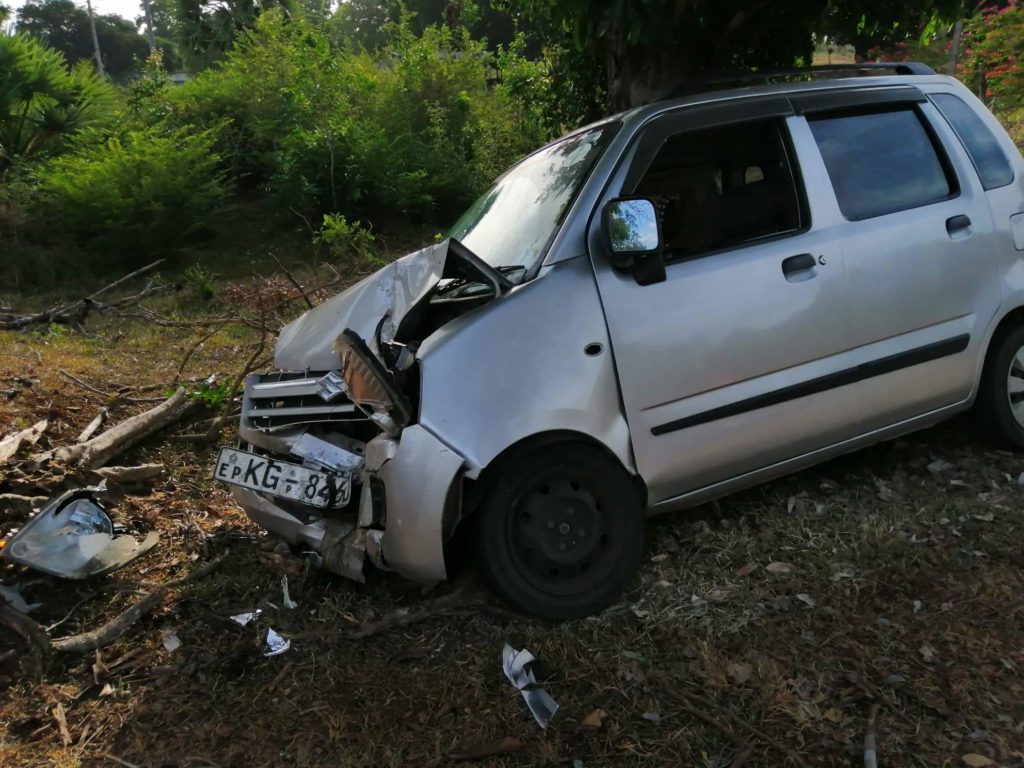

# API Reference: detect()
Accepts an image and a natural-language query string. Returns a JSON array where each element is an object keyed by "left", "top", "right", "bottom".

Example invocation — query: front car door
[{"left": 589, "top": 98, "right": 868, "bottom": 507}]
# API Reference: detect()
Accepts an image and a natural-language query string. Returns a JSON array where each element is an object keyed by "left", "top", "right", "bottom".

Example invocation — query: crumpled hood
[{"left": 275, "top": 241, "right": 448, "bottom": 371}]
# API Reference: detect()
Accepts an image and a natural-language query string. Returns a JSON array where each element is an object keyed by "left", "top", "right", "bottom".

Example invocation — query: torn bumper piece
[
  {"left": 231, "top": 424, "right": 464, "bottom": 583},
  {"left": 1, "top": 488, "right": 159, "bottom": 579}
]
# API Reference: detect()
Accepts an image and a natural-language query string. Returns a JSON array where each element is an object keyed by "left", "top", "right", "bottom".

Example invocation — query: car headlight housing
[{"left": 331, "top": 330, "right": 412, "bottom": 432}]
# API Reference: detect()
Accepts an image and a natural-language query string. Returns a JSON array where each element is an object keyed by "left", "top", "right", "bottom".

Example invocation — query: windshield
[{"left": 448, "top": 123, "right": 617, "bottom": 273}]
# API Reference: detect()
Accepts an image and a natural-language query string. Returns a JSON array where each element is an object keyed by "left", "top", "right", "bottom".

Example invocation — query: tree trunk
[{"left": 605, "top": 25, "right": 698, "bottom": 112}]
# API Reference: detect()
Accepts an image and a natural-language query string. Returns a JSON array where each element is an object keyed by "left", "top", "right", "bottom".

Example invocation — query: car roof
[{"left": 616, "top": 72, "right": 958, "bottom": 128}]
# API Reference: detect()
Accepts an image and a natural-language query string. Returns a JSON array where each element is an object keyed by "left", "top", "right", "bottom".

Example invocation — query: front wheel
[
  {"left": 475, "top": 442, "right": 645, "bottom": 620},
  {"left": 977, "top": 324, "right": 1024, "bottom": 450}
]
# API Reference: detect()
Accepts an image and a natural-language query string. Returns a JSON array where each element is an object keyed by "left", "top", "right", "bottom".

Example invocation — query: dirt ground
[{"left": 2, "top": 275, "right": 1024, "bottom": 768}]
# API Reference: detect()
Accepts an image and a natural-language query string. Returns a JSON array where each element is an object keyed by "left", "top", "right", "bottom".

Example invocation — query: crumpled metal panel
[
  {"left": 2, "top": 488, "right": 158, "bottom": 579},
  {"left": 375, "top": 425, "right": 464, "bottom": 583},
  {"left": 274, "top": 241, "right": 449, "bottom": 371}
]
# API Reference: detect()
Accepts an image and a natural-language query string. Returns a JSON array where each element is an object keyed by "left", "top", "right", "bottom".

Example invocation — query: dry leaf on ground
[{"left": 580, "top": 708, "right": 608, "bottom": 730}]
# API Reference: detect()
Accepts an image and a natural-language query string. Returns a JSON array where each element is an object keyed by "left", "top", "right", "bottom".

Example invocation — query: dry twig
[
  {"left": 50, "top": 552, "right": 229, "bottom": 654},
  {"left": 0, "top": 260, "right": 166, "bottom": 331},
  {"left": 864, "top": 704, "right": 880, "bottom": 768},
  {"left": 76, "top": 408, "right": 108, "bottom": 443},
  {"left": 355, "top": 577, "right": 484, "bottom": 638},
  {"left": 659, "top": 683, "right": 811, "bottom": 768}
]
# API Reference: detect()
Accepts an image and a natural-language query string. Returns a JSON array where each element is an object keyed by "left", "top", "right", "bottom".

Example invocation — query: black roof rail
[{"left": 664, "top": 62, "right": 937, "bottom": 100}]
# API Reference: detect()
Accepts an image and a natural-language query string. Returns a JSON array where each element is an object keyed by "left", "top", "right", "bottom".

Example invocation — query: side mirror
[{"left": 603, "top": 197, "right": 666, "bottom": 285}]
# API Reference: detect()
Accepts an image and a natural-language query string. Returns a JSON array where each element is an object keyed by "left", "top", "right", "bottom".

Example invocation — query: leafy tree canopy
[
  {"left": 176, "top": 0, "right": 296, "bottom": 70},
  {"left": 820, "top": 0, "right": 962, "bottom": 59},
  {"left": 16, "top": 0, "right": 150, "bottom": 80},
  {"left": 0, "top": 32, "right": 116, "bottom": 167},
  {"left": 514, "top": 0, "right": 826, "bottom": 111}
]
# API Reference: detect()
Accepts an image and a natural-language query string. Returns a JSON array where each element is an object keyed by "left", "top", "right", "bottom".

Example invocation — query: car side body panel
[{"left": 415, "top": 254, "right": 634, "bottom": 479}]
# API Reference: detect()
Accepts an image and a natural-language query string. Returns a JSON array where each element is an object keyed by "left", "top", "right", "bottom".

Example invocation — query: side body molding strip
[{"left": 651, "top": 334, "right": 971, "bottom": 436}]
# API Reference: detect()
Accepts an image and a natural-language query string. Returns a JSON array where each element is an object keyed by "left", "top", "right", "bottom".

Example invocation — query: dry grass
[{"left": 2, "top": 272, "right": 1024, "bottom": 768}]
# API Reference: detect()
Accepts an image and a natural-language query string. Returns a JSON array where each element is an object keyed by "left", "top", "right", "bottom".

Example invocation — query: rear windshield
[{"left": 931, "top": 93, "right": 1014, "bottom": 190}]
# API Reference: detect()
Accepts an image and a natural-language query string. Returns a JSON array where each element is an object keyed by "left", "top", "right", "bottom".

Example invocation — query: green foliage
[
  {"left": 16, "top": 0, "right": 150, "bottom": 80},
  {"left": 0, "top": 33, "right": 117, "bottom": 167},
  {"left": 144, "top": 12, "right": 549, "bottom": 220},
  {"left": 960, "top": 3, "right": 1024, "bottom": 149},
  {"left": 820, "top": 0, "right": 959, "bottom": 59},
  {"left": 510, "top": 0, "right": 827, "bottom": 110},
  {"left": 33, "top": 126, "right": 227, "bottom": 261},
  {"left": 316, "top": 213, "right": 379, "bottom": 269},
  {"left": 176, "top": 0, "right": 295, "bottom": 70},
  {"left": 183, "top": 263, "right": 218, "bottom": 301},
  {"left": 186, "top": 377, "right": 233, "bottom": 409}
]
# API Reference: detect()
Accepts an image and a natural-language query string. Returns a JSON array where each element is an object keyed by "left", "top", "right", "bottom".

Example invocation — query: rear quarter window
[
  {"left": 931, "top": 93, "right": 1014, "bottom": 190},
  {"left": 809, "top": 107, "right": 955, "bottom": 221}
]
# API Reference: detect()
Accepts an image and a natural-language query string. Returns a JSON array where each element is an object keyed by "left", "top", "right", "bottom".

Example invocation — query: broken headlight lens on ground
[{"left": 1, "top": 488, "right": 159, "bottom": 579}]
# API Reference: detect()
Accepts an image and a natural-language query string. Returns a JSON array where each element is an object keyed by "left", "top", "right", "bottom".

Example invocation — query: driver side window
[{"left": 632, "top": 119, "right": 806, "bottom": 261}]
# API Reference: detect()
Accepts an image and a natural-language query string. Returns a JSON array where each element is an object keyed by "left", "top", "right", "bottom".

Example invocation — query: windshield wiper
[{"left": 448, "top": 239, "right": 514, "bottom": 295}]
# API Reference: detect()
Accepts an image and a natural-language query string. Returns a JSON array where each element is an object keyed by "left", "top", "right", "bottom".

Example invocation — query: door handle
[
  {"left": 782, "top": 253, "right": 816, "bottom": 278},
  {"left": 946, "top": 214, "right": 972, "bottom": 236}
]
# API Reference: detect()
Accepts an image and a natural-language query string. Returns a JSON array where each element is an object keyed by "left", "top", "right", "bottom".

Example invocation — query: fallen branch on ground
[
  {"left": 0, "top": 420, "right": 47, "bottom": 465},
  {"left": 90, "top": 464, "right": 165, "bottom": 485},
  {"left": 355, "top": 577, "right": 485, "bottom": 638},
  {"left": 59, "top": 370, "right": 112, "bottom": 399},
  {"left": 0, "top": 602, "right": 52, "bottom": 676},
  {"left": 0, "top": 260, "right": 166, "bottom": 331},
  {"left": 76, "top": 408, "right": 107, "bottom": 443},
  {"left": 49, "top": 552, "right": 229, "bottom": 654},
  {"left": 55, "top": 388, "right": 196, "bottom": 469}
]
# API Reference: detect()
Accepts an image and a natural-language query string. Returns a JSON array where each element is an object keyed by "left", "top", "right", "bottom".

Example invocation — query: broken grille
[{"left": 242, "top": 371, "right": 363, "bottom": 431}]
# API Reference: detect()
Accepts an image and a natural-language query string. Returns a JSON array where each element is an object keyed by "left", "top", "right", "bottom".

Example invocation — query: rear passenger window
[
  {"left": 809, "top": 108, "right": 955, "bottom": 220},
  {"left": 931, "top": 93, "right": 1014, "bottom": 190}
]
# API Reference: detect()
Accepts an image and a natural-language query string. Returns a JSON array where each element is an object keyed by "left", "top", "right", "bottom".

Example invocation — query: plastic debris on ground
[
  {"left": 161, "top": 629, "right": 182, "bottom": 653},
  {"left": 502, "top": 644, "right": 559, "bottom": 729},
  {"left": 264, "top": 628, "right": 291, "bottom": 657},
  {"left": 230, "top": 610, "right": 262, "bottom": 626},
  {"left": 0, "top": 487, "right": 158, "bottom": 579},
  {"left": 281, "top": 576, "right": 298, "bottom": 609},
  {"left": 0, "top": 584, "right": 42, "bottom": 614}
]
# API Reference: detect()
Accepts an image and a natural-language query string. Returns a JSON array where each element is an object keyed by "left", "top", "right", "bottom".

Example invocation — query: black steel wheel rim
[{"left": 506, "top": 472, "right": 619, "bottom": 596}]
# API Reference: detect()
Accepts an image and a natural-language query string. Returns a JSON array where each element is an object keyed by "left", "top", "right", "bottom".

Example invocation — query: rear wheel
[
  {"left": 977, "top": 324, "right": 1024, "bottom": 450},
  {"left": 476, "top": 443, "right": 645, "bottom": 620}
]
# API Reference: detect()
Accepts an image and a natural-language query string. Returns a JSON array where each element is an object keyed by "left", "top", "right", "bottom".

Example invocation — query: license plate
[{"left": 215, "top": 447, "right": 350, "bottom": 508}]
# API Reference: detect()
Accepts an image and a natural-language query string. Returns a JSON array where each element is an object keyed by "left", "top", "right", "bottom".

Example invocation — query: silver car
[{"left": 216, "top": 64, "right": 1024, "bottom": 619}]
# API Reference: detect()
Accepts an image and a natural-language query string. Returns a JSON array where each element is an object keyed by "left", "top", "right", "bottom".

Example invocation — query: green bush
[
  {"left": 0, "top": 33, "right": 117, "bottom": 168},
  {"left": 316, "top": 213, "right": 379, "bottom": 270},
  {"left": 33, "top": 126, "right": 227, "bottom": 262},
  {"left": 136, "top": 12, "right": 552, "bottom": 222},
  {"left": 959, "top": 5, "right": 1024, "bottom": 150}
]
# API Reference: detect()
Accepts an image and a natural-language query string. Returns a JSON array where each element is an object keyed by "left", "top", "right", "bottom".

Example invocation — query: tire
[
  {"left": 977, "top": 324, "right": 1024, "bottom": 450},
  {"left": 475, "top": 442, "right": 645, "bottom": 620}
]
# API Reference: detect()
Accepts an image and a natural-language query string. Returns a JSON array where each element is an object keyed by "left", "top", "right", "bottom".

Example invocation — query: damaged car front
[
  {"left": 215, "top": 121, "right": 632, "bottom": 614},
  {"left": 217, "top": 238, "right": 512, "bottom": 583}
]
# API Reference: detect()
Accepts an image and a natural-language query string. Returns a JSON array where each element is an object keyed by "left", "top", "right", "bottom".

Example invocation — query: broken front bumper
[{"left": 231, "top": 424, "right": 465, "bottom": 584}]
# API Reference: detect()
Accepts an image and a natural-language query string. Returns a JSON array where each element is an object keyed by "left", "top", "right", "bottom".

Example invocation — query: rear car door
[{"left": 794, "top": 88, "right": 1002, "bottom": 432}]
